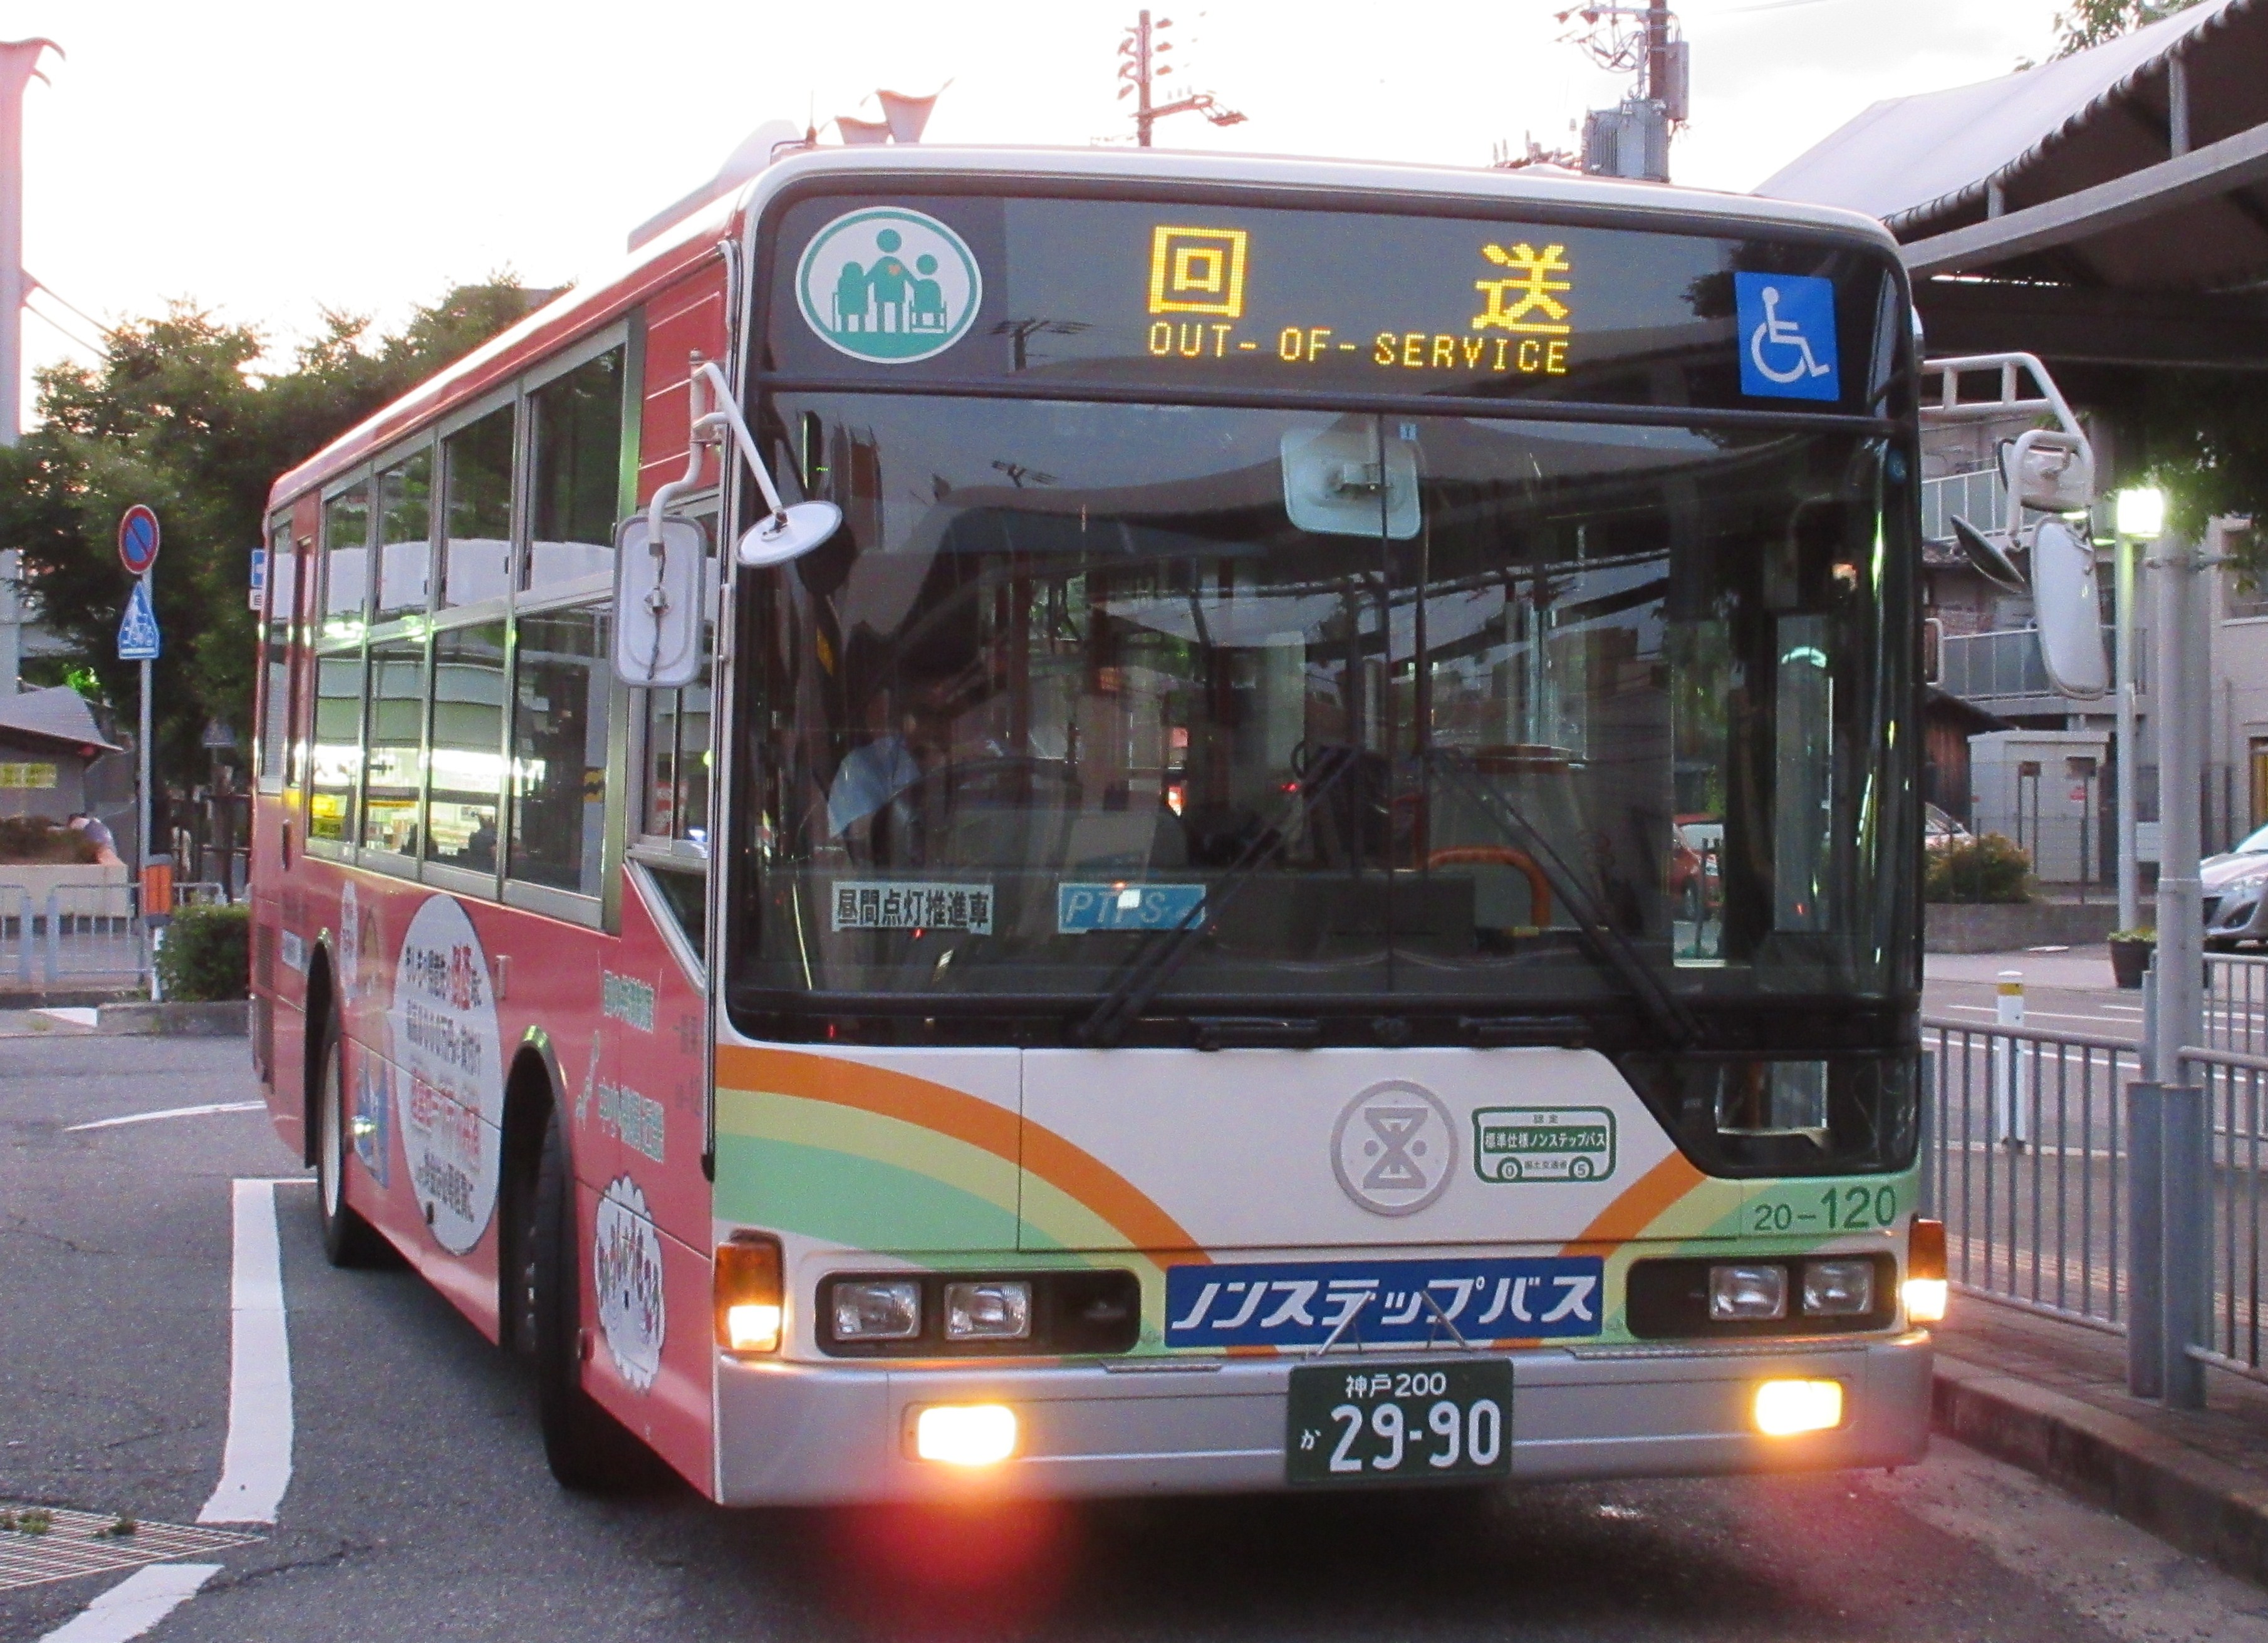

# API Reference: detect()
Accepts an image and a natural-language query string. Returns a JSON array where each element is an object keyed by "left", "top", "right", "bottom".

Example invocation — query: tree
[
  {"left": 2055, "top": 0, "right": 2205, "bottom": 55},
  {"left": 0, "top": 277, "right": 539, "bottom": 807}
]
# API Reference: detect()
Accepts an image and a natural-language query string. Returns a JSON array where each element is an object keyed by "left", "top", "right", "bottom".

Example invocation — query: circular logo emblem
[
  {"left": 594, "top": 1176, "right": 665, "bottom": 1393},
  {"left": 1331, "top": 1081, "right": 1458, "bottom": 1216},
  {"left": 796, "top": 206, "right": 982, "bottom": 363}
]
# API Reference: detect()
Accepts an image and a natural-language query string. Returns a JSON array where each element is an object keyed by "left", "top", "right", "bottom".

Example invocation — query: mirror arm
[{"left": 692, "top": 360, "right": 791, "bottom": 527}]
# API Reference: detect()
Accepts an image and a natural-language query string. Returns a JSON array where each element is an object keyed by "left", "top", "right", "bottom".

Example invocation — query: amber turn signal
[
  {"left": 715, "top": 1233, "right": 784, "bottom": 1354},
  {"left": 1904, "top": 1217, "right": 1948, "bottom": 1324}
]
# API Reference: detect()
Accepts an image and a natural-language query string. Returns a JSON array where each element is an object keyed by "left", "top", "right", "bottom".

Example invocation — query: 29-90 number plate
[{"left": 1287, "top": 1360, "right": 1512, "bottom": 1484}]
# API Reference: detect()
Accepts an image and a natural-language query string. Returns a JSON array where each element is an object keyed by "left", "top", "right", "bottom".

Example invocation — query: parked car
[
  {"left": 1925, "top": 803, "right": 1974, "bottom": 851},
  {"left": 2202, "top": 823, "right": 2268, "bottom": 949},
  {"left": 1670, "top": 815, "right": 1722, "bottom": 922}
]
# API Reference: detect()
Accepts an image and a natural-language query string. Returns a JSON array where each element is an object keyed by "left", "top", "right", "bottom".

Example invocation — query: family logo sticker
[{"left": 797, "top": 207, "right": 982, "bottom": 363}]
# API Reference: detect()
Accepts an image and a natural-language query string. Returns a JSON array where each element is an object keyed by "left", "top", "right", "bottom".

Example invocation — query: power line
[
  {"left": 25, "top": 276, "right": 114, "bottom": 342},
  {"left": 23, "top": 298, "right": 103, "bottom": 357}
]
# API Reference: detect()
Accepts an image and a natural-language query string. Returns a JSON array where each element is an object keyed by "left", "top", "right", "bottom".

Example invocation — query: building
[
  {"left": 1762, "top": 0, "right": 2268, "bottom": 873},
  {"left": 0, "top": 684, "right": 128, "bottom": 837}
]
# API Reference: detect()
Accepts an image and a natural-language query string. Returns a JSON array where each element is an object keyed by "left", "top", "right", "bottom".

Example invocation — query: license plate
[{"left": 1287, "top": 1359, "right": 1512, "bottom": 1484}]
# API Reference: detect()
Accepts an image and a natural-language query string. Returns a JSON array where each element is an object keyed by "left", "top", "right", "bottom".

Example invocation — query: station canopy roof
[
  {"left": 1757, "top": 0, "right": 2268, "bottom": 371},
  {"left": 0, "top": 686, "right": 120, "bottom": 757}
]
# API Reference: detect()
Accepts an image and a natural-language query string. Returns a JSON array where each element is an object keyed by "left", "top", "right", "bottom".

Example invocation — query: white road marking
[
  {"left": 65, "top": 1102, "right": 266, "bottom": 1134},
  {"left": 197, "top": 1179, "right": 294, "bottom": 1526},
  {"left": 34, "top": 1008, "right": 98, "bottom": 1030},
  {"left": 34, "top": 1563, "right": 220, "bottom": 1643}
]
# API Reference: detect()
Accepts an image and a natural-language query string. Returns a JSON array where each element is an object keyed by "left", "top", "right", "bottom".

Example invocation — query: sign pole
[{"left": 138, "top": 565, "right": 151, "bottom": 887}]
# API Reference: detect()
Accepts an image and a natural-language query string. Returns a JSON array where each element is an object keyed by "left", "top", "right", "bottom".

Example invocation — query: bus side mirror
[
  {"left": 736, "top": 501, "right": 843, "bottom": 568},
  {"left": 2030, "top": 516, "right": 2108, "bottom": 700},
  {"left": 612, "top": 514, "right": 707, "bottom": 688}
]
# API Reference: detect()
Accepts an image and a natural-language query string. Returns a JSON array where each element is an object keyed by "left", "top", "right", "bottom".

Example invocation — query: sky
[{"left": 7, "top": 0, "right": 2066, "bottom": 403}]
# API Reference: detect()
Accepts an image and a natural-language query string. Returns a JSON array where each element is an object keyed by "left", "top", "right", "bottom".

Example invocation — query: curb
[
  {"left": 1934, "top": 1354, "right": 2268, "bottom": 1587},
  {"left": 94, "top": 1000, "right": 249, "bottom": 1036}
]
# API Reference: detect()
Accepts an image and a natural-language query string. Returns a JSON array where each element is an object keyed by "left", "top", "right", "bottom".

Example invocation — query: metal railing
[
  {"left": 1923, "top": 1019, "right": 2138, "bottom": 1333},
  {"left": 1937, "top": 623, "right": 2122, "bottom": 703},
  {"left": 2205, "top": 953, "right": 2268, "bottom": 1057},
  {"left": 1921, "top": 466, "right": 2004, "bottom": 543},
  {"left": 2183, "top": 1046, "right": 2268, "bottom": 1380},
  {"left": 41, "top": 883, "right": 148, "bottom": 985}
]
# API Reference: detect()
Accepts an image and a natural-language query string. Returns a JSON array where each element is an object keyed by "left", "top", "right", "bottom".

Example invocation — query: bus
[{"left": 247, "top": 142, "right": 1942, "bottom": 1504}]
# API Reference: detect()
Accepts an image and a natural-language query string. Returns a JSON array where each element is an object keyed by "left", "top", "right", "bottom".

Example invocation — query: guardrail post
[
  {"left": 2163, "top": 1073, "right": 2210, "bottom": 1409},
  {"left": 1918, "top": 1048, "right": 1937, "bottom": 1220},
  {"left": 2127, "top": 1078, "right": 2165, "bottom": 1398}
]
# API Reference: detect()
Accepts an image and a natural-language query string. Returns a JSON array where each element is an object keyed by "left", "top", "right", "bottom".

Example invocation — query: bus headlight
[
  {"left": 1709, "top": 1263, "right": 1787, "bottom": 1321},
  {"left": 833, "top": 1278, "right": 922, "bottom": 1341},
  {"left": 714, "top": 1233, "right": 783, "bottom": 1355},
  {"left": 1801, "top": 1259, "right": 1876, "bottom": 1317},
  {"left": 915, "top": 1404, "right": 1018, "bottom": 1466},
  {"left": 944, "top": 1280, "right": 1032, "bottom": 1341},
  {"left": 1905, "top": 1218, "right": 1948, "bottom": 1323},
  {"left": 1754, "top": 1378, "right": 1843, "bottom": 1436}
]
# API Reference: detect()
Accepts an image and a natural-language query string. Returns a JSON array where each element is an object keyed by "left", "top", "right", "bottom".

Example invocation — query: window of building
[
  {"left": 361, "top": 637, "right": 425, "bottom": 854},
  {"left": 426, "top": 622, "right": 507, "bottom": 874},
  {"left": 442, "top": 405, "right": 514, "bottom": 608},
  {"left": 524, "top": 348, "right": 625, "bottom": 597},
  {"left": 375, "top": 451, "right": 434, "bottom": 615},
  {"left": 641, "top": 674, "right": 712, "bottom": 847},
  {"left": 322, "top": 482, "right": 371, "bottom": 630},
  {"left": 509, "top": 606, "right": 610, "bottom": 896}
]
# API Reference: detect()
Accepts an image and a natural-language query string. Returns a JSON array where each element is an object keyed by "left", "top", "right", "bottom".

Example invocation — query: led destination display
[{"left": 763, "top": 192, "right": 1899, "bottom": 412}]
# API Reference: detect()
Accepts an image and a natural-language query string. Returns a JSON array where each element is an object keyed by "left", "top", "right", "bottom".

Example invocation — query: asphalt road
[
  {"left": 1923, "top": 947, "right": 2146, "bottom": 1043},
  {"left": 10, "top": 1030, "right": 2268, "bottom": 1642}
]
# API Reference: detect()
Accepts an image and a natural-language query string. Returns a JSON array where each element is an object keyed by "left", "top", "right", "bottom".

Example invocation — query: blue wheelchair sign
[{"left": 1735, "top": 272, "right": 1839, "bottom": 402}]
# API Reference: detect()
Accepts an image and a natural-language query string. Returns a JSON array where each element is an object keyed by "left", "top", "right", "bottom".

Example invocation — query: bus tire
[
  {"left": 527, "top": 1105, "right": 650, "bottom": 1493},
  {"left": 314, "top": 1018, "right": 390, "bottom": 1269}
]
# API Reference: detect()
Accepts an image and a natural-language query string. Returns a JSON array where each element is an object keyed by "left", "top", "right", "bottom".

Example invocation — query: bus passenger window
[
  {"left": 642, "top": 610, "right": 714, "bottom": 848},
  {"left": 256, "top": 519, "right": 297, "bottom": 796},
  {"left": 308, "top": 648, "right": 363, "bottom": 843},
  {"left": 427, "top": 622, "right": 506, "bottom": 874},
  {"left": 375, "top": 450, "right": 434, "bottom": 615},
  {"left": 509, "top": 605, "right": 610, "bottom": 895},
  {"left": 524, "top": 347, "right": 625, "bottom": 598},
  {"left": 362, "top": 637, "right": 425, "bottom": 855},
  {"left": 321, "top": 482, "right": 370, "bottom": 634},
  {"left": 442, "top": 405, "right": 514, "bottom": 608}
]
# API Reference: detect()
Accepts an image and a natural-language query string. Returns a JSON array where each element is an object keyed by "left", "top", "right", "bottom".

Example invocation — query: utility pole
[
  {"left": 0, "top": 39, "right": 57, "bottom": 447},
  {"left": 1116, "top": 11, "right": 1246, "bottom": 147}
]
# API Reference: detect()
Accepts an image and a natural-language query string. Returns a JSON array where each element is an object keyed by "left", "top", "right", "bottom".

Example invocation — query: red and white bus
[{"left": 250, "top": 143, "right": 1942, "bottom": 1503}]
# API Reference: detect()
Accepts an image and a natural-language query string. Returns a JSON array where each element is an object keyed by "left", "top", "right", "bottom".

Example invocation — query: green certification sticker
[
  {"left": 796, "top": 206, "right": 982, "bottom": 363},
  {"left": 1472, "top": 1107, "right": 1615, "bottom": 1184}
]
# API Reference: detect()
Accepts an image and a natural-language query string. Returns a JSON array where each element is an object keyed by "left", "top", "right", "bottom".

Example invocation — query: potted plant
[{"left": 2109, "top": 928, "right": 2155, "bottom": 990}]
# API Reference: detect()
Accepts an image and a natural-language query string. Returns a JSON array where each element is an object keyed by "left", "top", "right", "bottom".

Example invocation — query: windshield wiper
[
  {"left": 1426, "top": 748, "right": 1703, "bottom": 1051},
  {"left": 1078, "top": 744, "right": 1370, "bottom": 1048}
]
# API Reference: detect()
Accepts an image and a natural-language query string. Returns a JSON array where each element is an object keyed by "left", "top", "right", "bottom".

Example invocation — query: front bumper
[{"left": 713, "top": 1330, "right": 1931, "bottom": 1505}]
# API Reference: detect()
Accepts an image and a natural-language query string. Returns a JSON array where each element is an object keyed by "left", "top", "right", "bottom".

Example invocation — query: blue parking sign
[{"left": 1735, "top": 272, "right": 1839, "bottom": 402}]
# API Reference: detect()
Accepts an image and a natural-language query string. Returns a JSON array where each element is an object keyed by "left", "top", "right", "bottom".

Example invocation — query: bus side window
[
  {"left": 524, "top": 346, "right": 625, "bottom": 598},
  {"left": 256, "top": 516, "right": 297, "bottom": 796},
  {"left": 308, "top": 485, "right": 371, "bottom": 846},
  {"left": 507, "top": 604, "right": 611, "bottom": 897}
]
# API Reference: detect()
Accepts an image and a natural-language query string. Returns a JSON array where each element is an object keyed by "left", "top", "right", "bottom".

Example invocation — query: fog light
[
  {"left": 1905, "top": 1216, "right": 1948, "bottom": 1323},
  {"left": 1802, "top": 1259, "right": 1876, "bottom": 1317},
  {"left": 1709, "top": 1263, "right": 1788, "bottom": 1321},
  {"left": 714, "top": 1234, "right": 782, "bottom": 1354},
  {"left": 915, "top": 1403, "right": 1017, "bottom": 1466},
  {"left": 833, "top": 1278, "right": 921, "bottom": 1341},
  {"left": 1754, "top": 1378, "right": 1843, "bottom": 1436},
  {"left": 944, "top": 1280, "right": 1032, "bottom": 1341}
]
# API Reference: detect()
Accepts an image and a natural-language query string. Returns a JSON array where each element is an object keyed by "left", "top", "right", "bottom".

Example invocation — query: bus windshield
[{"left": 729, "top": 394, "right": 1916, "bottom": 1036}]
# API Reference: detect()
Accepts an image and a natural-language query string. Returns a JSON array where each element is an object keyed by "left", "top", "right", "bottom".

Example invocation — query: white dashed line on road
[
  {"left": 33, "top": 1562, "right": 220, "bottom": 1643},
  {"left": 199, "top": 1179, "right": 296, "bottom": 1526},
  {"left": 64, "top": 1102, "right": 266, "bottom": 1134}
]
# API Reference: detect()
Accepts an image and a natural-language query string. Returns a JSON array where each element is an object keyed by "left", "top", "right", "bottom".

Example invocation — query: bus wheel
[
  {"left": 526, "top": 1105, "right": 649, "bottom": 1492},
  {"left": 315, "top": 1018, "right": 389, "bottom": 1268}
]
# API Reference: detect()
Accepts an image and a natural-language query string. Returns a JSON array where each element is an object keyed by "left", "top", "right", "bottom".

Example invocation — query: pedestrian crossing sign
[{"left": 117, "top": 578, "right": 160, "bottom": 660}]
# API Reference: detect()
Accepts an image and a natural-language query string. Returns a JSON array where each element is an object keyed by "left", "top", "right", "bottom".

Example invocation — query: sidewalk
[{"left": 1933, "top": 1302, "right": 2268, "bottom": 1585}]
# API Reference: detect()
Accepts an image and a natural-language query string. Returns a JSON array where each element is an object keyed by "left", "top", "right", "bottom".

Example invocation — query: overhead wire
[{"left": 23, "top": 298, "right": 105, "bottom": 358}]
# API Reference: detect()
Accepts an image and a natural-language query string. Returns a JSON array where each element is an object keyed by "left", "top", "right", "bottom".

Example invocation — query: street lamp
[
  {"left": 2111, "top": 488, "right": 2164, "bottom": 934},
  {"left": 2116, "top": 486, "right": 2166, "bottom": 540}
]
